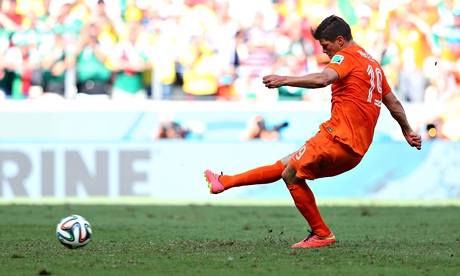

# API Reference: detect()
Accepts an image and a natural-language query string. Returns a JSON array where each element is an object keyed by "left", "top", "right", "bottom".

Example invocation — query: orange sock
[
  {"left": 287, "top": 182, "right": 330, "bottom": 237},
  {"left": 220, "top": 160, "right": 285, "bottom": 189}
]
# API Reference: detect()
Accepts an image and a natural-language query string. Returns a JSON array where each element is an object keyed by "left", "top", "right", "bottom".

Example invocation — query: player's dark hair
[{"left": 311, "top": 15, "right": 353, "bottom": 42}]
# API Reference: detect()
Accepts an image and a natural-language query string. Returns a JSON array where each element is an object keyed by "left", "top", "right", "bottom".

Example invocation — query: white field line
[{"left": 1, "top": 197, "right": 460, "bottom": 207}]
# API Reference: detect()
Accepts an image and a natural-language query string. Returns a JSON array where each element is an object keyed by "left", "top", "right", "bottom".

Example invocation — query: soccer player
[{"left": 204, "top": 15, "right": 423, "bottom": 248}]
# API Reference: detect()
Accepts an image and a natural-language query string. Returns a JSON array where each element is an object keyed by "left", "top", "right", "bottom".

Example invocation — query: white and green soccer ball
[{"left": 56, "top": 214, "right": 92, "bottom": 249}]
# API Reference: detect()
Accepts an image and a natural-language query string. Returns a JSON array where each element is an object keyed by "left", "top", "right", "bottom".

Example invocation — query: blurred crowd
[{"left": 0, "top": 0, "right": 459, "bottom": 103}]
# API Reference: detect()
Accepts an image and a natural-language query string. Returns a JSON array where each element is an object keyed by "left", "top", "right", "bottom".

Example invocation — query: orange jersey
[{"left": 321, "top": 45, "right": 391, "bottom": 156}]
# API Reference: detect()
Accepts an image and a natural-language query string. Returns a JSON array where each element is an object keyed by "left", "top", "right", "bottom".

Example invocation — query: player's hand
[
  {"left": 263, "top": 74, "right": 284, "bottom": 89},
  {"left": 405, "top": 131, "right": 422, "bottom": 150}
]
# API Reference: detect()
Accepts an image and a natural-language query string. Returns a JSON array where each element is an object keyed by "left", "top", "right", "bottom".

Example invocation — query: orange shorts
[{"left": 290, "top": 131, "right": 363, "bottom": 180}]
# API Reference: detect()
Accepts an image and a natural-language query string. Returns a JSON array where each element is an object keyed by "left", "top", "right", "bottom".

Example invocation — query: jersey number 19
[{"left": 366, "top": 64, "right": 383, "bottom": 107}]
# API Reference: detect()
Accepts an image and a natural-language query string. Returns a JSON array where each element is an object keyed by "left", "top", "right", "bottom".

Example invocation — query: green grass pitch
[{"left": 1, "top": 204, "right": 459, "bottom": 275}]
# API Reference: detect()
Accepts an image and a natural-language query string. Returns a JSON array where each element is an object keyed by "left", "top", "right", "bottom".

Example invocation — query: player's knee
[
  {"left": 279, "top": 154, "right": 293, "bottom": 167},
  {"left": 281, "top": 166, "right": 302, "bottom": 184}
]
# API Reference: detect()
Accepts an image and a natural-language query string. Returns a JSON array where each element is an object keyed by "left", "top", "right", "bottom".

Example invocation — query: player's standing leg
[
  {"left": 282, "top": 164, "right": 336, "bottom": 248},
  {"left": 285, "top": 132, "right": 362, "bottom": 248}
]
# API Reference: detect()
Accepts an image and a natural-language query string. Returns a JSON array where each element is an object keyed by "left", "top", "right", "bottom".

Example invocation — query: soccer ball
[{"left": 56, "top": 214, "right": 92, "bottom": 249}]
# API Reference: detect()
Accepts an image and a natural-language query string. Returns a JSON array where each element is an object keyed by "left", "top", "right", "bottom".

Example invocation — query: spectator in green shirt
[
  {"left": 109, "top": 6, "right": 150, "bottom": 100},
  {"left": 69, "top": 21, "right": 113, "bottom": 99}
]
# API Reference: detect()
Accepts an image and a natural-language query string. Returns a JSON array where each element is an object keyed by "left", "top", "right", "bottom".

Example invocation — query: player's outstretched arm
[
  {"left": 382, "top": 92, "right": 422, "bottom": 150},
  {"left": 262, "top": 68, "right": 339, "bottom": 89}
]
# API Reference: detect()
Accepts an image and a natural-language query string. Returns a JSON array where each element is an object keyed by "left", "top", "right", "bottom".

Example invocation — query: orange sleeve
[
  {"left": 381, "top": 72, "right": 392, "bottom": 96},
  {"left": 326, "top": 53, "right": 354, "bottom": 80}
]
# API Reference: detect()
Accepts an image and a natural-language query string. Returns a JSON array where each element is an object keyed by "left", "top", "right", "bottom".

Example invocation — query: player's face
[{"left": 319, "top": 39, "right": 341, "bottom": 59}]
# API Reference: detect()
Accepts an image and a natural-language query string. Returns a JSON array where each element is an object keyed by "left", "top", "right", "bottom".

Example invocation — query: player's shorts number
[{"left": 295, "top": 145, "right": 306, "bottom": 161}]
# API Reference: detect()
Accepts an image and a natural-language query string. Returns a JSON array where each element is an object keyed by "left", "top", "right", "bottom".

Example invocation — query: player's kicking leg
[
  {"left": 204, "top": 156, "right": 292, "bottom": 194},
  {"left": 204, "top": 170, "right": 225, "bottom": 194}
]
